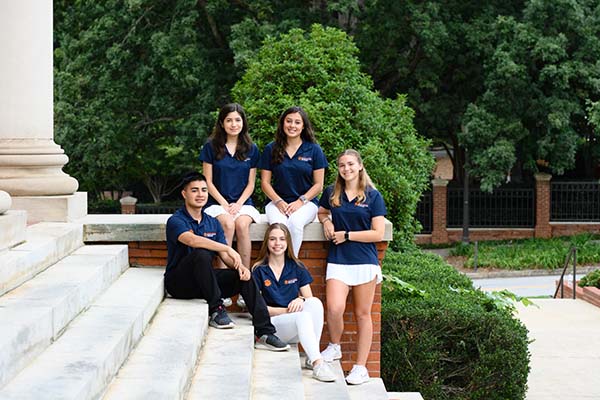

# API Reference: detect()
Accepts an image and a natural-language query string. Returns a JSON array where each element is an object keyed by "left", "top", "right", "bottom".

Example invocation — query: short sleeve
[
  {"left": 369, "top": 189, "right": 387, "bottom": 217},
  {"left": 199, "top": 141, "right": 214, "bottom": 164},
  {"left": 319, "top": 185, "right": 333, "bottom": 210},
  {"left": 296, "top": 264, "right": 313, "bottom": 287},
  {"left": 312, "top": 144, "right": 328, "bottom": 170},
  {"left": 249, "top": 144, "right": 260, "bottom": 168},
  {"left": 166, "top": 215, "right": 191, "bottom": 242},
  {"left": 258, "top": 143, "right": 274, "bottom": 170}
]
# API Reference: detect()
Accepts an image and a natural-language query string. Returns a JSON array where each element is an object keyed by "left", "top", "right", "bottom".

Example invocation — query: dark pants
[{"left": 164, "top": 248, "right": 275, "bottom": 336}]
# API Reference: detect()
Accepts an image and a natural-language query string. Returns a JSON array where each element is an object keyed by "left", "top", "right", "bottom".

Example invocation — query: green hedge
[
  {"left": 382, "top": 250, "right": 530, "bottom": 400},
  {"left": 579, "top": 269, "right": 600, "bottom": 288}
]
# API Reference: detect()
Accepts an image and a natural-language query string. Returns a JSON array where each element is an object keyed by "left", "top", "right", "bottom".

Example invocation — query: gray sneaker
[
  {"left": 304, "top": 357, "right": 313, "bottom": 370},
  {"left": 313, "top": 361, "right": 336, "bottom": 382},
  {"left": 255, "top": 334, "right": 290, "bottom": 351},
  {"left": 209, "top": 305, "right": 235, "bottom": 329}
]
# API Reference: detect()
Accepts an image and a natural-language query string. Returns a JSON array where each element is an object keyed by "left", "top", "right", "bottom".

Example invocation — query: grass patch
[{"left": 449, "top": 234, "right": 600, "bottom": 270}]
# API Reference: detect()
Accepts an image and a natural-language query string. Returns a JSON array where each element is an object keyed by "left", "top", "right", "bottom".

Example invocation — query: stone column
[
  {"left": 431, "top": 178, "right": 449, "bottom": 244},
  {"left": 534, "top": 173, "right": 552, "bottom": 238},
  {"left": 0, "top": 1, "right": 86, "bottom": 223}
]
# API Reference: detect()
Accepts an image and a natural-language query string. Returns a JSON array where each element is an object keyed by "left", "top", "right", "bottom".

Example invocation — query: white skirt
[
  {"left": 203, "top": 204, "right": 261, "bottom": 223},
  {"left": 326, "top": 263, "right": 382, "bottom": 286}
]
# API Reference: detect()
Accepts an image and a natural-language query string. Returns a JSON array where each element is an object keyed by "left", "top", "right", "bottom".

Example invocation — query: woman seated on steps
[{"left": 252, "top": 223, "right": 336, "bottom": 382}]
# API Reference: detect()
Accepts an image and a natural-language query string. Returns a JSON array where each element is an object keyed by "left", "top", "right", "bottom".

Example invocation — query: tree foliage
[{"left": 232, "top": 25, "right": 434, "bottom": 245}]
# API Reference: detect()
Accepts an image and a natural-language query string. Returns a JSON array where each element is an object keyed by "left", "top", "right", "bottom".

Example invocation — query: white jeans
[
  {"left": 265, "top": 201, "right": 318, "bottom": 257},
  {"left": 271, "top": 297, "right": 324, "bottom": 363}
]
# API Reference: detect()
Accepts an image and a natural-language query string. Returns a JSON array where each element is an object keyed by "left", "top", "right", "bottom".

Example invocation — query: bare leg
[
  {"left": 325, "top": 278, "right": 350, "bottom": 344},
  {"left": 234, "top": 215, "right": 253, "bottom": 269},
  {"left": 352, "top": 278, "right": 377, "bottom": 366},
  {"left": 216, "top": 213, "right": 234, "bottom": 269}
]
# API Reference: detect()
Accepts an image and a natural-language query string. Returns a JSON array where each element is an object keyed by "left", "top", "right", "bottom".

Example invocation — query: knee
[
  {"left": 235, "top": 220, "right": 251, "bottom": 238},
  {"left": 220, "top": 216, "right": 235, "bottom": 233},
  {"left": 327, "top": 302, "right": 346, "bottom": 318},
  {"left": 354, "top": 309, "right": 372, "bottom": 322},
  {"left": 191, "top": 248, "right": 214, "bottom": 265},
  {"left": 304, "top": 297, "right": 323, "bottom": 312}
]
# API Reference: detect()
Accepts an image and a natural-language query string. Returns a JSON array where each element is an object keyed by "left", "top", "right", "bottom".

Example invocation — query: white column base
[
  {"left": 11, "top": 192, "right": 87, "bottom": 224},
  {"left": 0, "top": 210, "right": 27, "bottom": 251}
]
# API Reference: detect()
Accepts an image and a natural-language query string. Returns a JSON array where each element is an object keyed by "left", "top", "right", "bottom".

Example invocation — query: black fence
[
  {"left": 551, "top": 181, "right": 600, "bottom": 221},
  {"left": 136, "top": 203, "right": 181, "bottom": 214},
  {"left": 447, "top": 186, "right": 535, "bottom": 228},
  {"left": 415, "top": 191, "right": 433, "bottom": 233}
]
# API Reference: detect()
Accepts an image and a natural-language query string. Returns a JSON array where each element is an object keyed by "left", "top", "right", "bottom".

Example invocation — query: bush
[
  {"left": 578, "top": 269, "right": 600, "bottom": 288},
  {"left": 232, "top": 24, "right": 434, "bottom": 248},
  {"left": 382, "top": 250, "right": 530, "bottom": 400}
]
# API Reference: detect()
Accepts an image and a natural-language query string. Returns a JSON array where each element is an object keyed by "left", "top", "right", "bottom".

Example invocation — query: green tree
[
  {"left": 461, "top": 0, "right": 600, "bottom": 190},
  {"left": 54, "top": 0, "right": 242, "bottom": 201},
  {"left": 232, "top": 25, "right": 434, "bottom": 245}
]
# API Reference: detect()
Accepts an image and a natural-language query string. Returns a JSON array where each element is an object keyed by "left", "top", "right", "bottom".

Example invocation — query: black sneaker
[
  {"left": 209, "top": 305, "right": 235, "bottom": 329},
  {"left": 255, "top": 334, "right": 290, "bottom": 351}
]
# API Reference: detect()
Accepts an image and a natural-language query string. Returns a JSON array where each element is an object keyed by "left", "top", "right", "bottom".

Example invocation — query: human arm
[
  {"left": 318, "top": 206, "right": 334, "bottom": 240},
  {"left": 261, "top": 169, "right": 287, "bottom": 215},
  {"left": 178, "top": 230, "right": 242, "bottom": 270},
  {"left": 284, "top": 168, "right": 325, "bottom": 215},
  {"left": 331, "top": 215, "right": 386, "bottom": 245},
  {"left": 230, "top": 167, "right": 257, "bottom": 215},
  {"left": 202, "top": 162, "right": 230, "bottom": 208}
]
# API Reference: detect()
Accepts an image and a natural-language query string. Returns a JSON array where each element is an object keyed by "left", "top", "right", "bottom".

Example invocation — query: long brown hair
[
  {"left": 252, "top": 223, "right": 305, "bottom": 270},
  {"left": 330, "top": 149, "right": 375, "bottom": 207},
  {"left": 209, "top": 103, "right": 252, "bottom": 161},
  {"left": 271, "top": 106, "right": 316, "bottom": 164}
]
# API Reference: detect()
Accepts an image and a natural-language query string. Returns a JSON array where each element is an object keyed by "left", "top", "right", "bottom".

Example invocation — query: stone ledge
[
  {"left": 0, "top": 210, "right": 26, "bottom": 251},
  {"left": 11, "top": 192, "right": 87, "bottom": 224},
  {"left": 78, "top": 214, "right": 393, "bottom": 242}
]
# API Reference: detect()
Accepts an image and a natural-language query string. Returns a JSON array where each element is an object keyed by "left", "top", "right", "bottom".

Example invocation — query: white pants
[
  {"left": 271, "top": 297, "right": 324, "bottom": 363},
  {"left": 265, "top": 201, "right": 318, "bottom": 257}
]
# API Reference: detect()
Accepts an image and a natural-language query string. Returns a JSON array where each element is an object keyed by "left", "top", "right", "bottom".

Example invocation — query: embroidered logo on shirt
[
  {"left": 297, "top": 156, "right": 312, "bottom": 162},
  {"left": 284, "top": 278, "right": 298, "bottom": 285},
  {"left": 264, "top": 279, "right": 272, "bottom": 287},
  {"left": 203, "top": 231, "right": 217, "bottom": 238},
  {"left": 355, "top": 203, "right": 369, "bottom": 208}
]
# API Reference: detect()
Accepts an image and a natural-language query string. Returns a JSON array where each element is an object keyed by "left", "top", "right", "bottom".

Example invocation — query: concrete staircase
[{"left": 0, "top": 217, "right": 420, "bottom": 400}]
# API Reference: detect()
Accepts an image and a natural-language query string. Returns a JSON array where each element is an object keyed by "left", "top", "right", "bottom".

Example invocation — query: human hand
[
  {"left": 228, "top": 203, "right": 241, "bottom": 215},
  {"left": 275, "top": 200, "right": 288, "bottom": 215},
  {"left": 284, "top": 199, "right": 303, "bottom": 216},
  {"left": 287, "top": 297, "right": 305, "bottom": 313},
  {"left": 332, "top": 231, "right": 347, "bottom": 245},
  {"left": 227, "top": 248, "right": 242, "bottom": 269},
  {"left": 238, "top": 266, "right": 251, "bottom": 281},
  {"left": 322, "top": 219, "right": 335, "bottom": 240}
]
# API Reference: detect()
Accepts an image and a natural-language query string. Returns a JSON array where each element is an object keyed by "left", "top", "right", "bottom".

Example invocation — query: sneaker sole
[
  {"left": 254, "top": 342, "right": 291, "bottom": 351},
  {"left": 313, "top": 375, "right": 336, "bottom": 382},
  {"left": 209, "top": 321, "right": 235, "bottom": 329},
  {"left": 345, "top": 377, "right": 369, "bottom": 385}
]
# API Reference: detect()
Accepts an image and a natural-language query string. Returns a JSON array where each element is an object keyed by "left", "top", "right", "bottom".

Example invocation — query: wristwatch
[
  {"left": 299, "top": 195, "right": 309, "bottom": 204},
  {"left": 344, "top": 231, "right": 349, "bottom": 241}
]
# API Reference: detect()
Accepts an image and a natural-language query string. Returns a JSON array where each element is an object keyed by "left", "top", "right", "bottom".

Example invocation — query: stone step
[
  {"left": 0, "top": 210, "right": 26, "bottom": 251},
  {"left": 0, "top": 267, "right": 164, "bottom": 400},
  {"left": 0, "top": 222, "right": 83, "bottom": 296},
  {"left": 252, "top": 344, "right": 304, "bottom": 400},
  {"left": 347, "top": 377, "right": 389, "bottom": 400},
  {"left": 0, "top": 245, "right": 129, "bottom": 389},
  {"left": 301, "top": 355, "right": 350, "bottom": 400},
  {"left": 187, "top": 314, "right": 255, "bottom": 400},
  {"left": 102, "top": 298, "right": 208, "bottom": 400}
]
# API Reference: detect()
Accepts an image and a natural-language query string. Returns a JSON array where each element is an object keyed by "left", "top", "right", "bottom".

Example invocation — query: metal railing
[
  {"left": 551, "top": 181, "right": 600, "bottom": 221},
  {"left": 136, "top": 203, "right": 181, "bottom": 214},
  {"left": 447, "top": 186, "right": 535, "bottom": 228},
  {"left": 553, "top": 246, "right": 577, "bottom": 299},
  {"left": 415, "top": 191, "right": 432, "bottom": 233}
]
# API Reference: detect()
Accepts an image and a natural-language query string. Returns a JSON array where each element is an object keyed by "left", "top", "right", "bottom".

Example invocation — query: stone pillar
[
  {"left": 0, "top": 191, "right": 27, "bottom": 251},
  {"left": 534, "top": 173, "right": 552, "bottom": 238},
  {"left": 120, "top": 196, "right": 138, "bottom": 214},
  {"left": 0, "top": 1, "right": 86, "bottom": 223},
  {"left": 431, "top": 178, "right": 449, "bottom": 244}
]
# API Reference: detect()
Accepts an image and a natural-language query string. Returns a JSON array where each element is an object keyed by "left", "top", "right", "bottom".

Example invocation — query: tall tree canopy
[{"left": 233, "top": 25, "right": 434, "bottom": 244}]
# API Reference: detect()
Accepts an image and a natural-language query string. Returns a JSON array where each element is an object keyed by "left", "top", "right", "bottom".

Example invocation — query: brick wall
[
  {"left": 125, "top": 239, "right": 387, "bottom": 377},
  {"left": 558, "top": 281, "right": 600, "bottom": 308}
]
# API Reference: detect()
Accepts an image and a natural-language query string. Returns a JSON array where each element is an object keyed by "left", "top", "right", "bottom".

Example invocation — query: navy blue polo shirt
[
  {"left": 199, "top": 141, "right": 260, "bottom": 207},
  {"left": 252, "top": 259, "right": 313, "bottom": 308},
  {"left": 258, "top": 141, "right": 328, "bottom": 204},
  {"left": 319, "top": 185, "right": 387, "bottom": 265},
  {"left": 165, "top": 206, "right": 227, "bottom": 273}
]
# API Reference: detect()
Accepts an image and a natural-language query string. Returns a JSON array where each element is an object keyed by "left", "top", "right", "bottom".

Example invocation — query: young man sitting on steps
[{"left": 164, "top": 171, "right": 289, "bottom": 351}]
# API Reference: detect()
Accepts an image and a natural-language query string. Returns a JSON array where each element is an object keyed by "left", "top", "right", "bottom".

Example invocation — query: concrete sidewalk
[{"left": 515, "top": 299, "right": 600, "bottom": 400}]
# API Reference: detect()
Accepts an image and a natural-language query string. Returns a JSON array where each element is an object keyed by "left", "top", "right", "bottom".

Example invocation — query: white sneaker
[
  {"left": 345, "top": 364, "right": 369, "bottom": 385},
  {"left": 312, "top": 361, "right": 336, "bottom": 382},
  {"left": 236, "top": 296, "right": 246, "bottom": 308},
  {"left": 320, "top": 343, "right": 342, "bottom": 362},
  {"left": 304, "top": 357, "right": 313, "bottom": 370},
  {"left": 222, "top": 297, "right": 232, "bottom": 307}
]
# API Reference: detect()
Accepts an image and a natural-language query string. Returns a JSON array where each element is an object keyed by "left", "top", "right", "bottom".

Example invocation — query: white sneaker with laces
[
  {"left": 312, "top": 361, "right": 336, "bottom": 382},
  {"left": 345, "top": 364, "right": 369, "bottom": 385},
  {"left": 320, "top": 343, "right": 342, "bottom": 362}
]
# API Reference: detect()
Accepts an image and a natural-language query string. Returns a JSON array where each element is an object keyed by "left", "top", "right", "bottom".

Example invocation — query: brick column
[
  {"left": 431, "top": 178, "right": 449, "bottom": 244},
  {"left": 120, "top": 196, "right": 137, "bottom": 214},
  {"left": 534, "top": 173, "right": 552, "bottom": 238}
]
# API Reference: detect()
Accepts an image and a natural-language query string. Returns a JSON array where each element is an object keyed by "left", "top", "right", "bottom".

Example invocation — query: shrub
[
  {"left": 382, "top": 250, "right": 530, "bottom": 400},
  {"left": 578, "top": 269, "right": 600, "bottom": 288},
  {"left": 232, "top": 24, "right": 434, "bottom": 248}
]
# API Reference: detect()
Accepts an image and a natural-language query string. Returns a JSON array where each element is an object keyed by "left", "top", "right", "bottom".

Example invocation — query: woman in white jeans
[
  {"left": 252, "top": 223, "right": 336, "bottom": 382},
  {"left": 259, "top": 106, "right": 328, "bottom": 257}
]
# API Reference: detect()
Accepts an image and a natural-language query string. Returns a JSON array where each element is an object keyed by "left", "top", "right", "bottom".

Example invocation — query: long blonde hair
[
  {"left": 252, "top": 223, "right": 304, "bottom": 270},
  {"left": 330, "top": 149, "right": 374, "bottom": 207}
]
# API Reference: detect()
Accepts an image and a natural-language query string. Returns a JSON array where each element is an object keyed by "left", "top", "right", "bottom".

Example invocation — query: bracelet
[
  {"left": 298, "top": 296, "right": 306, "bottom": 302},
  {"left": 274, "top": 199, "right": 284, "bottom": 205},
  {"left": 321, "top": 217, "right": 331, "bottom": 224}
]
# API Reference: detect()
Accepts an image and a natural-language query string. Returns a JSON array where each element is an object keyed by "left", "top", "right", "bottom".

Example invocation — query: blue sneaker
[
  {"left": 255, "top": 334, "right": 290, "bottom": 351},
  {"left": 209, "top": 305, "right": 235, "bottom": 329}
]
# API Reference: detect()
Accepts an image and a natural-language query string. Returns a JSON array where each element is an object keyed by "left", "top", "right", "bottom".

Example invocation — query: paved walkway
[
  {"left": 515, "top": 299, "right": 600, "bottom": 400},
  {"left": 473, "top": 274, "right": 586, "bottom": 297}
]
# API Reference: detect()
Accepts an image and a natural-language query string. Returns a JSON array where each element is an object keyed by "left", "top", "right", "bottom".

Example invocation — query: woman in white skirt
[
  {"left": 317, "top": 149, "right": 387, "bottom": 385},
  {"left": 252, "top": 223, "right": 336, "bottom": 382}
]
